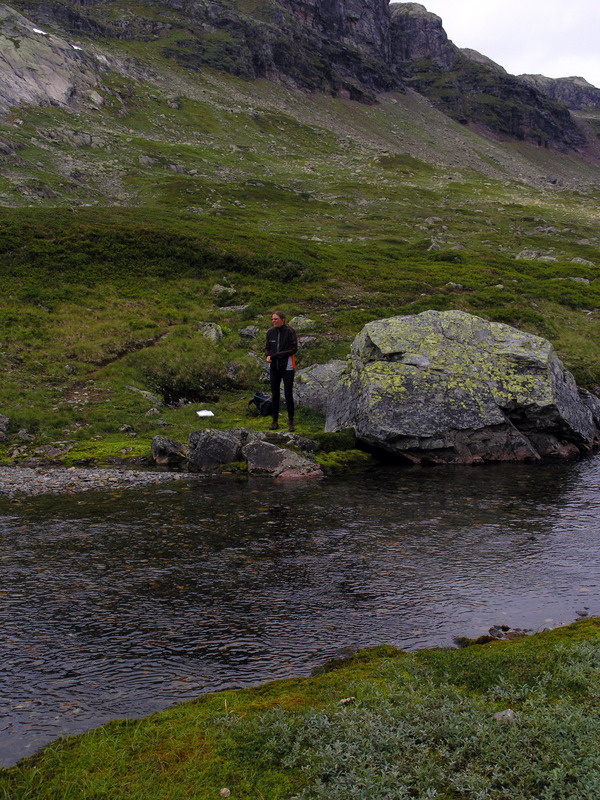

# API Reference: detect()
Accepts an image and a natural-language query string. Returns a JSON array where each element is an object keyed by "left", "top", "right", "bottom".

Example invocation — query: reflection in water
[{"left": 1, "top": 456, "right": 600, "bottom": 766}]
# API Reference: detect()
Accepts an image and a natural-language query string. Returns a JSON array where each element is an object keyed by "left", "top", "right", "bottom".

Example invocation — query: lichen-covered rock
[
  {"left": 198, "top": 322, "right": 223, "bottom": 343},
  {"left": 151, "top": 435, "right": 187, "bottom": 466},
  {"left": 325, "top": 310, "right": 600, "bottom": 465},
  {"left": 294, "top": 360, "right": 347, "bottom": 414},
  {"left": 242, "top": 440, "right": 323, "bottom": 480},
  {"left": 289, "top": 314, "right": 316, "bottom": 332}
]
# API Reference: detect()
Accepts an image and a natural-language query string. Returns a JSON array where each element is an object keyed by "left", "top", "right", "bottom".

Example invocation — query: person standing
[{"left": 265, "top": 311, "right": 298, "bottom": 431}]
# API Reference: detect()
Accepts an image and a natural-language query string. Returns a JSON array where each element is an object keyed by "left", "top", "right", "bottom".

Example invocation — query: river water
[{"left": 1, "top": 456, "right": 600, "bottom": 767}]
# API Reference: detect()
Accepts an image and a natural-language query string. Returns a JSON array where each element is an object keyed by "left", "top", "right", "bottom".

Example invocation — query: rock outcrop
[
  {"left": 325, "top": 310, "right": 600, "bottom": 465},
  {"left": 151, "top": 435, "right": 187, "bottom": 467},
  {"left": 0, "top": 3, "right": 101, "bottom": 114},
  {"left": 390, "top": 2, "right": 456, "bottom": 70},
  {"left": 281, "top": 0, "right": 391, "bottom": 62},
  {"left": 460, "top": 48, "right": 507, "bottom": 74},
  {"left": 517, "top": 75, "right": 600, "bottom": 111},
  {"left": 242, "top": 440, "right": 323, "bottom": 479},
  {"left": 294, "top": 361, "right": 347, "bottom": 414},
  {"left": 0, "top": 0, "right": 591, "bottom": 150}
]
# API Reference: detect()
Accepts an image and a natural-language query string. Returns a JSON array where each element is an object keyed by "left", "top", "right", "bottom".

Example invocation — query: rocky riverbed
[{"left": 0, "top": 466, "right": 197, "bottom": 499}]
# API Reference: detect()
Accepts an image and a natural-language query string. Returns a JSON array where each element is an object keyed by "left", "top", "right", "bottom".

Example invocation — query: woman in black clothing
[{"left": 265, "top": 311, "right": 298, "bottom": 431}]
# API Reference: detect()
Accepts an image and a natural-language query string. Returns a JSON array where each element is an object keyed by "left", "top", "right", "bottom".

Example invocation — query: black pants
[{"left": 270, "top": 366, "right": 295, "bottom": 422}]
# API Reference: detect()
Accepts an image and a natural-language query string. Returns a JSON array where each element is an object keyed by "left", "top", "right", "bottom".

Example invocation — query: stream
[{"left": 1, "top": 456, "right": 600, "bottom": 766}]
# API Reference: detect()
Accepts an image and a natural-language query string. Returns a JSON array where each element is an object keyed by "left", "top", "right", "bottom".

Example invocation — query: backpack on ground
[{"left": 247, "top": 392, "right": 272, "bottom": 416}]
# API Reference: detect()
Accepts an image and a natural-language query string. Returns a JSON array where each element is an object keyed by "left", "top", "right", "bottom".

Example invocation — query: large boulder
[
  {"left": 294, "top": 360, "right": 347, "bottom": 414},
  {"left": 325, "top": 310, "right": 600, "bottom": 465},
  {"left": 188, "top": 428, "right": 249, "bottom": 470}
]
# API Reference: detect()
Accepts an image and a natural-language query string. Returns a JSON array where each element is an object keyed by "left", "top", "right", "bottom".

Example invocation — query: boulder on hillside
[{"left": 325, "top": 310, "right": 600, "bottom": 465}]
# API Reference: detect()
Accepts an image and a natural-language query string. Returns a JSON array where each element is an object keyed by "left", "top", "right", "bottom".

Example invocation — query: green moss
[
  {"left": 3, "top": 620, "right": 600, "bottom": 799},
  {"left": 316, "top": 448, "right": 373, "bottom": 472}
]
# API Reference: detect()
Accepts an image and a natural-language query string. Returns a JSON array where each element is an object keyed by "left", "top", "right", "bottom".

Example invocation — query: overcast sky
[{"left": 412, "top": 1, "right": 600, "bottom": 89}]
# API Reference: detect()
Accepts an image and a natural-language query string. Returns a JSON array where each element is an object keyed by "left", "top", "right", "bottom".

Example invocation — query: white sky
[{"left": 411, "top": 1, "right": 600, "bottom": 89}]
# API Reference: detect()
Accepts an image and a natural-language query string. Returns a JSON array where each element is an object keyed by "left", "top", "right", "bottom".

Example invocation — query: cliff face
[
  {"left": 0, "top": 0, "right": 593, "bottom": 151},
  {"left": 389, "top": 2, "right": 456, "bottom": 71},
  {"left": 0, "top": 3, "right": 101, "bottom": 114},
  {"left": 280, "top": 0, "right": 391, "bottom": 62},
  {"left": 518, "top": 75, "right": 600, "bottom": 111}
]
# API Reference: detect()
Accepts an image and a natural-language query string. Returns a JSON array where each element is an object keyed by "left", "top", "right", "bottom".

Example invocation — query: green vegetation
[
  {"left": 1, "top": 6, "right": 600, "bottom": 466},
  {"left": 2, "top": 619, "right": 600, "bottom": 799}
]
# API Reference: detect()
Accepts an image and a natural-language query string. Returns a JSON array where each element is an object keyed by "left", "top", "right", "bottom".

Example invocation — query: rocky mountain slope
[
  {"left": 1, "top": 0, "right": 598, "bottom": 152},
  {"left": 518, "top": 74, "right": 600, "bottom": 112}
]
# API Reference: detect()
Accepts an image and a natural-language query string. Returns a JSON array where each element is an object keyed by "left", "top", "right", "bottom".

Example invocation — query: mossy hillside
[
  {"left": 1, "top": 199, "right": 600, "bottom": 464},
  {"left": 1, "top": 26, "right": 600, "bottom": 462},
  {"left": 2, "top": 619, "right": 600, "bottom": 799}
]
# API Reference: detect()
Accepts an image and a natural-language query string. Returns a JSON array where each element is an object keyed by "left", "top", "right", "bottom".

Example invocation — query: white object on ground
[{"left": 196, "top": 410, "right": 215, "bottom": 417}]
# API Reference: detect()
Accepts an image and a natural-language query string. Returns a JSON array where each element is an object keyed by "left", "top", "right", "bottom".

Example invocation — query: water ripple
[{"left": 2, "top": 457, "right": 600, "bottom": 765}]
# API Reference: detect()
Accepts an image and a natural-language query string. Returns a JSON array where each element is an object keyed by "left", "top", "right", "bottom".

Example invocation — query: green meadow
[
  {"left": 1, "top": 12, "right": 600, "bottom": 467},
  {"left": 2, "top": 619, "right": 600, "bottom": 799}
]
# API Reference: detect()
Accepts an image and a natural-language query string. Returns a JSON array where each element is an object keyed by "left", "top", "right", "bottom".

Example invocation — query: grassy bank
[
  {"left": 1, "top": 55, "right": 600, "bottom": 463},
  {"left": 1, "top": 198, "right": 600, "bottom": 467},
  {"left": 2, "top": 619, "right": 600, "bottom": 799}
]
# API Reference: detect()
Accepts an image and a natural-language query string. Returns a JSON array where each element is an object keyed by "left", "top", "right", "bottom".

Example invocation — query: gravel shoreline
[{"left": 0, "top": 466, "right": 200, "bottom": 498}]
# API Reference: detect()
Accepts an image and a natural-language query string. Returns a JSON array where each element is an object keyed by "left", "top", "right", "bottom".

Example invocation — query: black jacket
[{"left": 265, "top": 324, "right": 297, "bottom": 370}]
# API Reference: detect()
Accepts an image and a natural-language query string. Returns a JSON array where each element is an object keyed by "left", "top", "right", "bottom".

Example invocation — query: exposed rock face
[
  {"left": 187, "top": 428, "right": 250, "bottom": 470},
  {"left": 461, "top": 48, "right": 507, "bottom": 74},
  {"left": 281, "top": 0, "right": 391, "bottom": 62},
  {"left": 0, "top": 3, "right": 100, "bottom": 113},
  {"left": 0, "top": 0, "right": 591, "bottom": 149},
  {"left": 0, "top": 413, "right": 9, "bottom": 442},
  {"left": 325, "top": 310, "right": 600, "bottom": 465},
  {"left": 390, "top": 2, "right": 456, "bottom": 70},
  {"left": 517, "top": 75, "right": 600, "bottom": 111},
  {"left": 187, "top": 426, "right": 321, "bottom": 475}
]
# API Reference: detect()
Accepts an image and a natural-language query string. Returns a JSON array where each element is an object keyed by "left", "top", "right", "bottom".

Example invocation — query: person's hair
[{"left": 272, "top": 311, "right": 286, "bottom": 321}]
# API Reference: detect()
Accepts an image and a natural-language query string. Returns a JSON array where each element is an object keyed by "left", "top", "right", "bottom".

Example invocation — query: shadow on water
[{"left": 1, "top": 456, "right": 600, "bottom": 765}]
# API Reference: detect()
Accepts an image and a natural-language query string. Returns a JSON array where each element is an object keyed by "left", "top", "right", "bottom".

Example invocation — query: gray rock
[
  {"left": 219, "top": 305, "right": 250, "bottom": 313},
  {"left": 188, "top": 428, "right": 244, "bottom": 470},
  {"left": 151, "top": 436, "right": 187, "bottom": 466},
  {"left": 571, "top": 257, "right": 595, "bottom": 267},
  {"left": 294, "top": 360, "right": 347, "bottom": 414},
  {"left": 325, "top": 310, "right": 600, "bottom": 465},
  {"left": 298, "top": 335, "right": 318, "bottom": 346},
  {"left": 125, "top": 385, "right": 163, "bottom": 406},
  {"left": 211, "top": 283, "right": 236, "bottom": 298},
  {"left": 494, "top": 709, "right": 518, "bottom": 724},
  {"left": 289, "top": 315, "right": 316, "bottom": 332},
  {"left": 226, "top": 361, "right": 240, "bottom": 381},
  {"left": 239, "top": 325, "right": 261, "bottom": 338},
  {"left": 198, "top": 322, "right": 223, "bottom": 343},
  {"left": 0, "top": 414, "right": 9, "bottom": 433},
  {"left": 242, "top": 440, "right": 323, "bottom": 480},
  {"left": 17, "top": 428, "right": 34, "bottom": 442}
]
